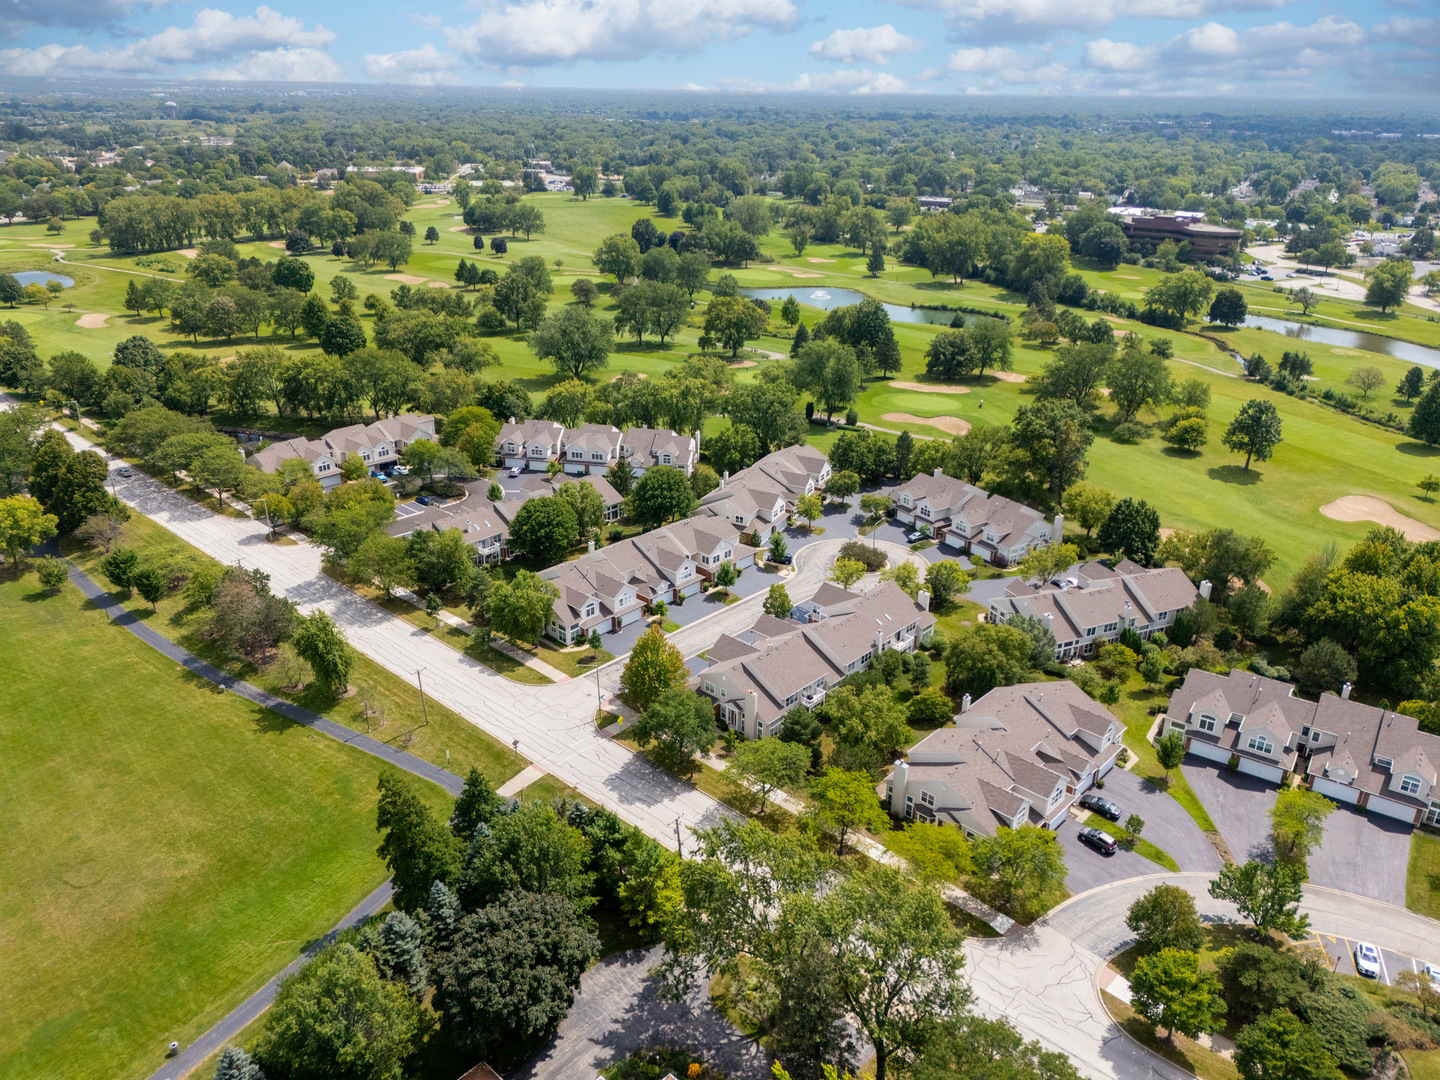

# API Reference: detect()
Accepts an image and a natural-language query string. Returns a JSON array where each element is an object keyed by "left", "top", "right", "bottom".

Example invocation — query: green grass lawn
[
  {"left": 1407, "top": 1051, "right": 1440, "bottom": 1080},
  {"left": 64, "top": 511, "right": 531, "bottom": 781},
  {"left": 0, "top": 562, "right": 453, "bottom": 1080},
  {"left": 1407, "top": 831, "right": 1440, "bottom": 920},
  {"left": 1080, "top": 812, "right": 1180, "bottom": 872},
  {"left": 1101, "top": 991, "right": 1240, "bottom": 1080},
  {"left": 536, "top": 640, "right": 616, "bottom": 678}
]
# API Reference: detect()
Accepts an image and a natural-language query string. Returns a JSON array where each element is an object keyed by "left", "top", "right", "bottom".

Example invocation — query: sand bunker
[
  {"left": 773, "top": 266, "right": 823, "bottom": 279},
  {"left": 178, "top": 248, "right": 198, "bottom": 259},
  {"left": 426, "top": 280, "right": 448, "bottom": 288},
  {"left": 267, "top": 240, "right": 286, "bottom": 248},
  {"left": 1319, "top": 495, "right": 1440, "bottom": 542},
  {"left": 75, "top": 312, "right": 109, "bottom": 328},
  {"left": 29, "top": 242, "right": 74, "bottom": 249},
  {"left": 806, "top": 257, "right": 836, "bottom": 264},
  {"left": 610, "top": 372, "right": 649, "bottom": 381},
  {"left": 990, "top": 371, "right": 1028, "bottom": 383},
  {"left": 415, "top": 200, "right": 448, "bottom": 208},
  {"left": 728, "top": 360, "right": 758, "bottom": 369},
  {"left": 384, "top": 274, "right": 427, "bottom": 285},
  {"left": 889, "top": 381, "right": 969, "bottom": 395},
  {"left": 448, "top": 225, "right": 472, "bottom": 233},
  {"left": 883, "top": 413, "right": 971, "bottom": 437}
]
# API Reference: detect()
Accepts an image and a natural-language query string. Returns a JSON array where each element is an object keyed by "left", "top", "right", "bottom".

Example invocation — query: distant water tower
[{"left": 163, "top": 101, "right": 177, "bottom": 120}]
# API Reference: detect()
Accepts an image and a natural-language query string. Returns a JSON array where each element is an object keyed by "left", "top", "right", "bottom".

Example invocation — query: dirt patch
[
  {"left": 806, "top": 257, "right": 837, "bottom": 264},
  {"left": 1319, "top": 495, "right": 1440, "bottom": 542},
  {"left": 611, "top": 372, "right": 648, "bottom": 381},
  {"left": 384, "top": 273, "right": 427, "bottom": 285},
  {"left": 267, "top": 241, "right": 286, "bottom": 249},
  {"left": 882, "top": 412, "right": 971, "bottom": 436},
  {"left": 1115, "top": 274, "right": 1141, "bottom": 280},
  {"left": 1159, "top": 527, "right": 1177, "bottom": 539},
  {"left": 728, "top": 360, "right": 758, "bottom": 369},
  {"left": 75, "top": 312, "right": 109, "bottom": 328},
  {"left": 218, "top": 355, "right": 238, "bottom": 364},
  {"left": 178, "top": 248, "right": 198, "bottom": 259},
  {"left": 415, "top": 200, "right": 448, "bottom": 208},
  {"left": 990, "top": 371, "right": 1028, "bottom": 383},
  {"left": 889, "top": 380, "right": 969, "bottom": 395},
  {"left": 1332, "top": 348, "right": 1361, "bottom": 356},
  {"left": 448, "top": 225, "right": 472, "bottom": 233},
  {"left": 427, "top": 280, "right": 449, "bottom": 288}
]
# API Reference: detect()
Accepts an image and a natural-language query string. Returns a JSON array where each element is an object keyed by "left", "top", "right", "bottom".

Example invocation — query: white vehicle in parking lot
[
  {"left": 1425, "top": 963, "right": 1440, "bottom": 991},
  {"left": 1355, "top": 942, "right": 1381, "bottom": 979}
]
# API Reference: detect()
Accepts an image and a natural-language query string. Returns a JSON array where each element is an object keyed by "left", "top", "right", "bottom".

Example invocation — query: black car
[
  {"left": 1078, "top": 827, "right": 1117, "bottom": 855},
  {"left": 770, "top": 553, "right": 793, "bottom": 565},
  {"left": 1079, "top": 792, "right": 1122, "bottom": 821}
]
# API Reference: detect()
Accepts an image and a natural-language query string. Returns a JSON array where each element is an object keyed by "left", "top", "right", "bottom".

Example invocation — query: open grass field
[
  {"left": 10, "top": 191, "right": 1440, "bottom": 588},
  {"left": 0, "top": 561, "right": 452, "bottom": 1080},
  {"left": 1407, "top": 830, "right": 1440, "bottom": 921},
  {"left": 63, "top": 510, "right": 528, "bottom": 783}
]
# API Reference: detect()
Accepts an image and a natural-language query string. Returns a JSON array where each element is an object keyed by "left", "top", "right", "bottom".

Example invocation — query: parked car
[
  {"left": 1355, "top": 942, "right": 1381, "bottom": 979},
  {"left": 1078, "top": 827, "right": 1117, "bottom": 855},
  {"left": 416, "top": 495, "right": 431, "bottom": 506},
  {"left": 771, "top": 553, "right": 793, "bottom": 565},
  {"left": 1425, "top": 963, "right": 1440, "bottom": 991},
  {"left": 509, "top": 466, "right": 522, "bottom": 477},
  {"left": 392, "top": 465, "right": 410, "bottom": 475},
  {"left": 1079, "top": 792, "right": 1123, "bottom": 821},
  {"left": 906, "top": 529, "right": 928, "bottom": 543},
  {"left": 115, "top": 466, "right": 133, "bottom": 478}
]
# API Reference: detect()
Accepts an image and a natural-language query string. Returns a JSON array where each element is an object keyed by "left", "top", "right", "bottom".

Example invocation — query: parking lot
[{"left": 1296, "top": 930, "right": 1440, "bottom": 988}]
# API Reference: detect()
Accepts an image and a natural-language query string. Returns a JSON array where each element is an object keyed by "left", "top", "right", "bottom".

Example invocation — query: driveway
[
  {"left": 1182, "top": 759, "right": 1279, "bottom": 863},
  {"left": 1303, "top": 803, "right": 1411, "bottom": 906},
  {"left": 513, "top": 945, "right": 766, "bottom": 1080},
  {"left": 1058, "top": 766, "right": 1223, "bottom": 891},
  {"left": 1182, "top": 758, "right": 1412, "bottom": 905}
]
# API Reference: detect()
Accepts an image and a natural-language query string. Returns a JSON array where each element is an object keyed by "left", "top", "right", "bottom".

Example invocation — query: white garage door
[
  {"left": 1312, "top": 777, "right": 1361, "bottom": 805},
  {"left": 1368, "top": 795, "right": 1419, "bottom": 823},
  {"left": 1237, "top": 757, "right": 1285, "bottom": 784},
  {"left": 1186, "top": 740, "right": 1232, "bottom": 766}
]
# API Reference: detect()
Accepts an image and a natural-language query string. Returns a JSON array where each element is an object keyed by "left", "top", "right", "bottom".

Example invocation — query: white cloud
[
  {"left": 1371, "top": 15, "right": 1440, "bottom": 46},
  {"left": 203, "top": 46, "right": 345, "bottom": 82},
  {"left": 0, "top": 6, "right": 340, "bottom": 77},
  {"left": 893, "top": 0, "right": 1299, "bottom": 42},
  {"left": 720, "top": 69, "right": 912, "bottom": 93},
  {"left": 946, "top": 45, "right": 1066, "bottom": 84},
  {"left": 1082, "top": 38, "right": 1155, "bottom": 71},
  {"left": 445, "top": 0, "right": 797, "bottom": 66},
  {"left": 363, "top": 42, "right": 462, "bottom": 85},
  {"left": 946, "top": 46, "right": 1024, "bottom": 73},
  {"left": 808, "top": 25, "right": 923, "bottom": 64}
]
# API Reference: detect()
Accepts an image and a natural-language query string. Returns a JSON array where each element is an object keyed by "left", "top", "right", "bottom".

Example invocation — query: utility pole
[
  {"left": 415, "top": 668, "right": 430, "bottom": 726},
  {"left": 674, "top": 817, "right": 684, "bottom": 858}
]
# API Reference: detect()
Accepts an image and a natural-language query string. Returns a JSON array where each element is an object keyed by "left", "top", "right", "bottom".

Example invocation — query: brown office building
[{"left": 1119, "top": 214, "right": 1241, "bottom": 258}]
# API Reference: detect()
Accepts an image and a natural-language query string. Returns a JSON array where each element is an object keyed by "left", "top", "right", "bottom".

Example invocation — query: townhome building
[
  {"left": 540, "top": 519, "right": 754, "bottom": 643},
  {"left": 881, "top": 681, "right": 1122, "bottom": 835},
  {"left": 495, "top": 419, "right": 566, "bottom": 472},
  {"left": 384, "top": 473, "right": 623, "bottom": 564},
  {"left": 891, "top": 470, "right": 1055, "bottom": 565},
  {"left": 251, "top": 413, "right": 436, "bottom": 489},
  {"left": 692, "top": 444, "right": 833, "bottom": 542},
  {"left": 1162, "top": 668, "right": 1440, "bottom": 826},
  {"left": 620, "top": 426, "right": 697, "bottom": 476},
  {"left": 493, "top": 420, "right": 696, "bottom": 477},
  {"left": 692, "top": 581, "right": 936, "bottom": 740},
  {"left": 987, "top": 559, "right": 1200, "bottom": 660}
]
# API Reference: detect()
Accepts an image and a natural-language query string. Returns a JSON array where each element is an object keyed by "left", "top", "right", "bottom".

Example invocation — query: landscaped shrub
[{"left": 837, "top": 540, "right": 886, "bottom": 572}]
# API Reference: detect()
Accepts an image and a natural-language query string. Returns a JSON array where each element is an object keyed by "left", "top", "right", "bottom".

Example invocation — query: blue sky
[{"left": 0, "top": 0, "right": 1434, "bottom": 96}]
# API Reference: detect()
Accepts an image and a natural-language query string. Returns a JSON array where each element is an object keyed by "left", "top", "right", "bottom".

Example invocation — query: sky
[{"left": 0, "top": 0, "right": 1434, "bottom": 97}]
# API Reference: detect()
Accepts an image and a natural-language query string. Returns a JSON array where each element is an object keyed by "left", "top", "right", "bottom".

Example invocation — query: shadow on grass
[
  {"left": 1207, "top": 465, "right": 1263, "bottom": 485},
  {"left": 1397, "top": 442, "right": 1440, "bottom": 457},
  {"left": 1161, "top": 446, "right": 1204, "bottom": 459}
]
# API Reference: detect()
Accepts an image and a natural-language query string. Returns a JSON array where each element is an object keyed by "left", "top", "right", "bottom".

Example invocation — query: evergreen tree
[
  {"left": 213, "top": 1045, "right": 265, "bottom": 1080},
  {"left": 790, "top": 320, "right": 810, "bottom": 357},
  {"left": 1409, "top": 382, "right": 1440, "bottom": 446},
  {"left": 1399, "top": 365, "right": 1425, "bottom": 402},
  {"left": 375, "top": 771, "right": 462, "bottom": 912},
  {"left": 376, "top": 910, "right": 428, "bottom": 998}
]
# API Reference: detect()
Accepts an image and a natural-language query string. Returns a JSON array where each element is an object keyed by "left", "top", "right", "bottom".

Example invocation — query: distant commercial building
[{"left": 1113, "top": 211, "right": 1242, "bottom": 257}]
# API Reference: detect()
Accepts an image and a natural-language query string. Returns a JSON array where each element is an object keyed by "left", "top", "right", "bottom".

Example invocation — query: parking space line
[{"left": 1377, "top": 949, "right": 1390, "bottom": 986}]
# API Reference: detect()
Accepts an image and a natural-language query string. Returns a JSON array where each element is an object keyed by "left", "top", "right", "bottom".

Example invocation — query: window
[
  {"left": 920, "top": 505, "right": 931, "bottom": 518},
  {"left": 901, "top": 494, "right": 912, "bottom": 506},
  {"left": 1157, "top": 611, "right": 1168, "bottom": 621},
  {"left": 1198, "top": 713, "right": 1218, "bottom": 733},
  {"left": 1402, "top": 775, "right": 1423, "bottom": 796},
  {"left": 719, "top": 688, "right": 727, "bottom": 699},
  {"left": 317, "top": 462, "right": 331, "bottom": 472},
  {"left": 1086, "top": 627, "right": 1097, "bottom": 637},
  {"left": 584, "top": 602, "right": 597, "bottom": 618},
  {"left": 704, "top": 681, "right": 715, "bottom": 695},
  {"left": 570, "top": 450, "right": 582, "bottom": 459},
  {"left": 661, "top": 454, "right": 672, "bottom": 464},
  {"left": 1376, "top": 756, "right": 1394, "bottom": 769},
  {"left": 1229, "top": 712, "right": 1244, "bottom": 724},
  {"left": 1247, "top": 734, "right": 1273, "bottom": 755},
  {"left": 920, "top": 791, "right": 935, "bottom": 807},
  {"left": 1311, "top": 730, "right": 1322, "bottom": 743},
  {"left": 592, "top": 451, "right": 604, "bottom": 461},
  {"left": 1103, "top": 622, "right": 1118, "bottom": 634},
  {"left": 505, "top": 442, "right": 516, "bottom": 453}
]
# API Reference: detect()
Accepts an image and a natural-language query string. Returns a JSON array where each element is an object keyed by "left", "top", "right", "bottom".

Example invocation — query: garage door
[
  {"left": 1368, "top": 795, "right": 1419, "bottom": 823},
  {"left": 1237, "top": 757, "right": 1285, "bottom": 784},
  {"left": 1186, "top": 740, "right": 1232, "bottom": 766},
  {"left": 1313, "top": 777, "right": 1361, "bottom": 805}
]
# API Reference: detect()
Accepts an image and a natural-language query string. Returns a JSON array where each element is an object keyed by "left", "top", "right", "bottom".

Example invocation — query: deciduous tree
[
  {"left": 807, "top": 768, "right": 891, "bottom": 855},
  {"left": 628, "top": 686, "right": 716, "bottom": 771},
  {"left": 1208, "top": 859, "right": 1309, "bottom": 939},
  {"left": 1126, "top": 883, "right": 1205, "bottom": 955},
  {"left": 1130, "top": 948, "right": 1226, "bottom": 1045}
]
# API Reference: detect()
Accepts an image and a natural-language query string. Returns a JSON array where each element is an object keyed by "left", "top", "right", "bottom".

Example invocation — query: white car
[
  {"left": 509, "top": 466, "right": 522, "bottom": 477},
  {"left": 1425, "top": 963, "right": 1440, "bottom": 991},
  {"left": 1355, "top": 942, "right": 1381, "bottom": 979}
]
